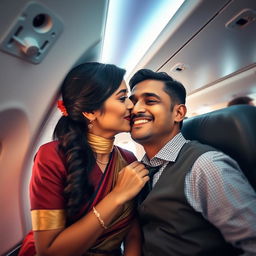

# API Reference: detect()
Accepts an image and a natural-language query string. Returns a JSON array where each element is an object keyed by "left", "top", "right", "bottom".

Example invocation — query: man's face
[{"left": 130, "top": 79, "right": 181, "bottom": 147}]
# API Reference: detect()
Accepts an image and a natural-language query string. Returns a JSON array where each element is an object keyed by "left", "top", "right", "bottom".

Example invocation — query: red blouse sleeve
[{"left": 30, "top": 141, "right": 67, "bottom": 210}]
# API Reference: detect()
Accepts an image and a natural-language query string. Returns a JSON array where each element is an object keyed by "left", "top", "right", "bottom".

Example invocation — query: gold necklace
[{"left": 87, "top": 133, "right": 114, "bottom": 153}]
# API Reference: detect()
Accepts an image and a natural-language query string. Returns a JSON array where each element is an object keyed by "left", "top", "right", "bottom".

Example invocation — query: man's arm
[{"left": 185, "top": 151, "right": 256, "bottom": 254}]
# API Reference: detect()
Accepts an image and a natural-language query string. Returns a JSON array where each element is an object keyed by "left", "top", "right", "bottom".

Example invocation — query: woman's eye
[{"left": 119, "top": 96, "right": 127, "bottom": 102}]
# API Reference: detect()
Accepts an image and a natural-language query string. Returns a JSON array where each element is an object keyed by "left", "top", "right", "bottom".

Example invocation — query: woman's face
[{"left": 91, "top": 80, "right": 134, "bottom": 138}]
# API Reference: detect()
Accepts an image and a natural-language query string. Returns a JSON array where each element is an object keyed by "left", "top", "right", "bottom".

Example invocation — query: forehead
[
  {"left": 131, "top": 79, "right": 167, "bottom": 96},
  {"left": 117, "top": 80, "right": 127, "bottom": 90},
  {"left": 104, "top": 80, "right": 127, "bottom": 106},
  {"left": 111, "top": 80, "right": 127, "bottom": 95}
]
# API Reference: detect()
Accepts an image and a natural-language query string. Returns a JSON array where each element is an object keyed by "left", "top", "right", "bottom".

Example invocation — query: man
[
  {"left": 227, "top": 96, "right": 254, "bottom": 107},
  {"left": 129, "top": 69, "right": 256, "bottom": 256}
]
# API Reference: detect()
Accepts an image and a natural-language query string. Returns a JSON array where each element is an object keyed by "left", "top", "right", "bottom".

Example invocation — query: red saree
[{"left": 18, "top": 141, "right": 136, "bottom": 256}]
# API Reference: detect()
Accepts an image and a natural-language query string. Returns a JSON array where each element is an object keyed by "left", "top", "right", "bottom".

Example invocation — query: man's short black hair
[{"left": 129, "top": 69, "right": 186, "bottom": 108}]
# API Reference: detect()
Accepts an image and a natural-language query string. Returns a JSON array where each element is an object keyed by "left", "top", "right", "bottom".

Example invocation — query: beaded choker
[{"left": 87, "top": 133, "right": 114, "bottom": 154}]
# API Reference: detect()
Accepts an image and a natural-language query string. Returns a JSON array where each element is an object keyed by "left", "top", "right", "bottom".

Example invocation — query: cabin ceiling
[
  {"left": 1, "top": 0, "right": 255, "bottom": 119},
  {"left": 128, "top": 0, "right": 256, "bottom": 116}
]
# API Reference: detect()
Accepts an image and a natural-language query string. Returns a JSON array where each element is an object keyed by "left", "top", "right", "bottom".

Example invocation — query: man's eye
[{"left": 146, "top": 99, "right": 157, "bottom": 104}]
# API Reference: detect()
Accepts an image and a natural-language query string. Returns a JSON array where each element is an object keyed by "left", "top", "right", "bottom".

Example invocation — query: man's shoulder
[
  {"left": 187, "top": 140, "right": 216, "bottom": 150},
  {"left": 182, "top": 140, "right": 218, "bottom": 157},
  {"left": 191, "top": 149, "right": 241, "bottom": 180}
]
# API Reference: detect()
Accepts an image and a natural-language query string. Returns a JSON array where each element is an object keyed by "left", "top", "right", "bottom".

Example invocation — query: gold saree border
[{"left": 31, "top": 209, "right": 66, "bottom": 231}]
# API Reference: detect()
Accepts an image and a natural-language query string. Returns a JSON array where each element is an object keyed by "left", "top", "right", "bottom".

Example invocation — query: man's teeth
[{"left": 134, "top": 119, "right": 150, "bottom": 125}]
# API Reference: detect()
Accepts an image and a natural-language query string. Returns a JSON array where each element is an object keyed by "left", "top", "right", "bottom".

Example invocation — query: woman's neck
[
  {"left": 94, "top": 153, "right": 110, "bottom": 172},
  {"left": 87, "top": 132, "right": 114, "bottom": 154}
]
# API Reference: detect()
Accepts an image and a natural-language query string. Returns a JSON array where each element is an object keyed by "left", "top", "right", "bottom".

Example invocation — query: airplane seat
[{"left": 181, "top": 105, "right": 256, "bottom": 191}]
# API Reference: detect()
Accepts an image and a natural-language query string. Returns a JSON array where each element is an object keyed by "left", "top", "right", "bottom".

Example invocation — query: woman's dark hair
[{"left": 53, "top": 62, "right": 125, "bottom": 220}]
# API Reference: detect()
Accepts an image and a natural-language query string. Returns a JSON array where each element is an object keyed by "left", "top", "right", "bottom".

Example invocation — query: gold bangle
[{"left": 92, "top": 206, "right": 108, "bottom": 230}]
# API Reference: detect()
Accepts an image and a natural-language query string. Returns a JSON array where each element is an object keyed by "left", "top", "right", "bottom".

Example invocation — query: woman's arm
[
  {"left": 34, "top": 191, "right": 123, "bottom": 256},
  {"left": 123, "top": 218, "right": 142, "bottom": 256},
  {"left": 34, "top": 161, "right": 149, "bottom": 256}
]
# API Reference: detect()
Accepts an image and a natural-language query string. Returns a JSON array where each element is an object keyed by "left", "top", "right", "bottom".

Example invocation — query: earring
[{"left": 88, "top": 120, "right": 93, "bottom": 129}]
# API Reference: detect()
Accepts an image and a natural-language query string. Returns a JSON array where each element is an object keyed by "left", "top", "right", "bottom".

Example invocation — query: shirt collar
[{"left": 141, "top": 132, "right": 188, "bottom": 166}]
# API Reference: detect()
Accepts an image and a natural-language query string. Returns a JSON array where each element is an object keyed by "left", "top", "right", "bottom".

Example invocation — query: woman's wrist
[{"left": 107, "top": 190, "right": 126, "bottom": 207}]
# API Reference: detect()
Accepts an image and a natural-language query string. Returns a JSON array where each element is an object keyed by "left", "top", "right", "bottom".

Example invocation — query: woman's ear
[
  {"left": 174, "top": 104, "right": 187, "bottom": 122},
  {"left": 82, "top": 111, "right": 95, "bottom": 121}
]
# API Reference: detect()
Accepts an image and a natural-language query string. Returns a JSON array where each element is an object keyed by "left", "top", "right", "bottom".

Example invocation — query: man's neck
[
  {"left": 143, "top": 144, "right": 162, "bottom": 160},
  {"left": 142, "top": 132, "right": 179, "bottom": 159}
]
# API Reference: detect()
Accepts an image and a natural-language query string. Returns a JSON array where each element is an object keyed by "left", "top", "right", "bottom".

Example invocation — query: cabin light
[
  {"left": 170, "top": 63, "right": 188, "bottom": 72},
  {"left": 225, "top": 9, "right": 256, "bottom": 30}
]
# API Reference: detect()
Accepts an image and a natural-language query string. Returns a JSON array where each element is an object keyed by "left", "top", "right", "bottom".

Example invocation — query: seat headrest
[{"left": 182, "top": 105, "right": 256, "bottom": 190}]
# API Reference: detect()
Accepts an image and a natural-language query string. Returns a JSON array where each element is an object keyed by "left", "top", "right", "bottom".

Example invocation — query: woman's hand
[{"left": 111, "top": 161, "right": 149, "bottom": 204}]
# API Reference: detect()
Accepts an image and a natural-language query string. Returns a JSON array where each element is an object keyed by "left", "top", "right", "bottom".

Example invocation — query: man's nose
[{"left": 132, "top": 101, "right": 146, "bottom": 114}]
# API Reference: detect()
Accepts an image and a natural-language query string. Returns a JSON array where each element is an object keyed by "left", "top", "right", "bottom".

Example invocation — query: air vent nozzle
[{"left": 0, "top": 2, "right": 63, "bottom": 64}]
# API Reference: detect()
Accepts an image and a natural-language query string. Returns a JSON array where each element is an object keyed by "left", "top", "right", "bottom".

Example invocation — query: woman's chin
[{"left": 120, "top": 125, "right": 132, "bottom": 133}]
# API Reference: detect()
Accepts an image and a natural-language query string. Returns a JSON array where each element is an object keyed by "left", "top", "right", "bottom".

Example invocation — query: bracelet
[{"left": 92, "top": 206, "right": 108, "bottom": 230}]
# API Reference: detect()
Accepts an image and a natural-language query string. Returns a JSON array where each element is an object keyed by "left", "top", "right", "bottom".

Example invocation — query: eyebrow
[
  {"left": 130, "top": 92, "right": 161, "bottom": 101},
  {"left": 116, "top": 89, "right": 127, "bottom": 95}
]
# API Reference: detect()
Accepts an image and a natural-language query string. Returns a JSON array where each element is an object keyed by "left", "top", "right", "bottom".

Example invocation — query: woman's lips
[{"left": 124, "top": 115, "right": 131, "bottom": 121}]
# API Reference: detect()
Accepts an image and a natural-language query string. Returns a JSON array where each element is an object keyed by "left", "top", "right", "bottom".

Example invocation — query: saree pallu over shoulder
[{"left": 85, "top": 146, "right": 135, "bottom": 255}]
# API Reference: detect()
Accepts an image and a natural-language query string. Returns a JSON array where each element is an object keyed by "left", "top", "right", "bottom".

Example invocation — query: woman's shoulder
[
  {"left": 38, "top": 140, "right": 59, "bottom": 151},
  {"left": 33, "top": 140, "right": 67, "bottom": 177},
  {"left": 116, "top": 146, "right": 137, "bottom": 163},
  {"left": 35, "top": 141, "right": 64, "bottom": 163}
]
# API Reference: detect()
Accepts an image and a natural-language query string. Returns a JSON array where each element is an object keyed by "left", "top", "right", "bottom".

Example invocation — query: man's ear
[
  {"left": 82, "top": 111, "right": 95, "bottom": 121},
  {"left": 174, "top": 104, "right": 187, "bottom": 122}
]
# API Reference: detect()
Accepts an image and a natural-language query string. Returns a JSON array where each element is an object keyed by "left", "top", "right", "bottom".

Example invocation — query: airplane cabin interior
[{"left": 0, "top": 0, "right": 255, "bottom": 255}]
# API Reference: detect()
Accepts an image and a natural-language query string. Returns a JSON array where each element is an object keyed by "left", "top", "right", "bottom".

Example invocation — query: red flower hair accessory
[{"left": 57, "top": 100, "right": 68, "bottom": 116}]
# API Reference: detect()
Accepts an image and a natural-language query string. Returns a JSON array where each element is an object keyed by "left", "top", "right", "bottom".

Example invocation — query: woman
[{"left": 18, "top": 62, "right": 149, "bottom": 256}]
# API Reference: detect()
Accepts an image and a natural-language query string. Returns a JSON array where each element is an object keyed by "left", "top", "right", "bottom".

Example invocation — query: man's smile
[{"left": 131, "top": 115, "right": 153, "bottom": 127}]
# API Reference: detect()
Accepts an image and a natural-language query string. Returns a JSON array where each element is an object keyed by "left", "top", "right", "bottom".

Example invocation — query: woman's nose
[{"left": 126, "top": 97, "right": 134, "bottom": 109}]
